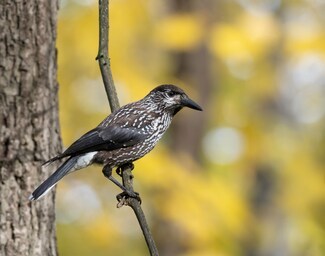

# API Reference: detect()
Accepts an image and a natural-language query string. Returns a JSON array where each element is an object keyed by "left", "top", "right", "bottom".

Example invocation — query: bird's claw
[{"left": 116, "top": 190, "right": 141, "bottom": 207}]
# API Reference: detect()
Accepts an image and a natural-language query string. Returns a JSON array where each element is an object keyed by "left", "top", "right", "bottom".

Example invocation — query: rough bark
[{"left": 0, "top": 1, "right": 60, "bottom": 256}]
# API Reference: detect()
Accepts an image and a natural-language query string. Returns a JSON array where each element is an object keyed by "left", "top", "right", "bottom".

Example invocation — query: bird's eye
[{"left": 167, "top": 91, "right": 176, "bottom": 97}]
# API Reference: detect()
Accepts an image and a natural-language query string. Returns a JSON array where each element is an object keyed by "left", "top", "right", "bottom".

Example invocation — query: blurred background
[{"left": 55, "top": 0, "right": 325, "bottom": 255}]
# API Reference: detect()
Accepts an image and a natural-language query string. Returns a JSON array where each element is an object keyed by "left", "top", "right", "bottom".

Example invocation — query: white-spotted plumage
[{"left": 30, "top": 84, "right": 202, "bottom": 201}]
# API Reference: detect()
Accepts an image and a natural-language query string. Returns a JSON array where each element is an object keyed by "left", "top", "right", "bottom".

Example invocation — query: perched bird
[{"left": 29, "top": 84, "right": 202, "bottom": 201}]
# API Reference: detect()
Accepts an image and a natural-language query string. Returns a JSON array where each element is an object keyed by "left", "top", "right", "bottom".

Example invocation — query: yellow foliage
[
  {"left": 240, "top": 13, "right": 279, "bottom": 49},
  {"left": 209, "top": 12, "right": 279, "bottom": 61},
  {"left": 135, "top": 147, "right": 250, "bottom": 253},
  {"left": 55, "top": 1, "right": 325, "bottom": 255},
  {"left": 286, "top": 34, "right": 325, "bottom": 55},
  {"left": 154, "top": 14, "right": 204, "bottom": 50}
]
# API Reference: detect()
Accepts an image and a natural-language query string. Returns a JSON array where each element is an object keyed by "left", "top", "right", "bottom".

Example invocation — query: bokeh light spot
[
  {"left": 203, "top": 127, "right": 245, "bottom": 165},
  {"left": 57, "top": 181, "right": 102, "bottom": 224}
]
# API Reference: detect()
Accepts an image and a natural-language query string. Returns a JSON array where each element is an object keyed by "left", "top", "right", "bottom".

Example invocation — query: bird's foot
[
  {"left": 116, "top": 163, "right": 134, "bottom": 177},
  {"left": 116, "top": 190, "right": 141, "bottom": 208}
]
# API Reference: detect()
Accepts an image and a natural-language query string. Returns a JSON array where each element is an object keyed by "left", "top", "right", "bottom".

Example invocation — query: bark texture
[{"left": 0, "top": 1, "right": 60, "bottom": 255}]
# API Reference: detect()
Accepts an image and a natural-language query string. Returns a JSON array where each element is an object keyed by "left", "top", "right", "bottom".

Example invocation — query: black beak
[{"left": 181, "top": 95, "right": 203, "bottom": 111}]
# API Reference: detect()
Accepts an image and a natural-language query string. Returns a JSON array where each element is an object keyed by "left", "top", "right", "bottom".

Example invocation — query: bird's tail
[{"left": 29, "top": 157, "right": 78, "bottom": 201}]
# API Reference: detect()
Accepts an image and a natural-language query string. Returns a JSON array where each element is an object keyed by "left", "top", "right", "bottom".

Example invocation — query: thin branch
[
  {"left": 97, "top": 0, "right": 119, "bottom": 111},
  {"left": 96, "top": 1, "right": 159, "bottom": 255},
  {"left": 118, "top": 165, "right": 159, "bottom": 256}
]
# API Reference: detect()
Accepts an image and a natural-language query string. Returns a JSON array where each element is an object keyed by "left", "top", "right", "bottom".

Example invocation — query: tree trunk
[{"left": 0, "top": 1, "right": 60, "bottom": 255}]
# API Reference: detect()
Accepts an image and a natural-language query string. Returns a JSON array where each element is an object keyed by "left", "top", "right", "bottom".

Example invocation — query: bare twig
[
  {"left": 119, "top": 165, "right": 159, "bottom": 256},
  {"left": 97, "top": 0, "right": 119, "bottom": 111},
  {"left": 96, "top": 1, "right": 159, "bottom": 255}
]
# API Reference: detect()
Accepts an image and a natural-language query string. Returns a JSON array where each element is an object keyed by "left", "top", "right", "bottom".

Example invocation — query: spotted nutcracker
[{"left": 29, "top": 84, "right": 202, "bottom": 201}]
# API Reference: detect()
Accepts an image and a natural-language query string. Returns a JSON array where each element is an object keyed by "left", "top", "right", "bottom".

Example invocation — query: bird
[{"left": 29, "top": 84, "right": 202, "bottom": 201}]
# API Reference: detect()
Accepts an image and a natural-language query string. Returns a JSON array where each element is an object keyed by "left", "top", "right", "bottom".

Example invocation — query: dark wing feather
[{"left": 44, "top": 125, "right": 147, "bottom": 164}]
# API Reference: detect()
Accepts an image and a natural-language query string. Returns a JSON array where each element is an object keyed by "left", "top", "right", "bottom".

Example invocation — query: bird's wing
[{"left": 44, "top": 125, "right": 147, "bottom": 164}]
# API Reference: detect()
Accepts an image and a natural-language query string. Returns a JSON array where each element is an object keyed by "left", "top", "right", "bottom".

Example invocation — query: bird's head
[{"left": 147, "top": 84, "right": 202, "bottom": 115}]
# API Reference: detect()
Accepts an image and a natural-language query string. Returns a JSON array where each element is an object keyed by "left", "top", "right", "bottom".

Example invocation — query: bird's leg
[
  {"left": 103, "top": 168, "right": 126, "bottom": 191},
  {"left": 102, "top": 165, "right": 140, "bottom": 201},
  {"left": 102, "top": 165, "right": 127, "bottom": 191},
  {"left": 115, "top": 163, "right": 141, "bottom": 205},
  {"left": 116, "top": 162, "right": 134, "bottom": 177}
]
